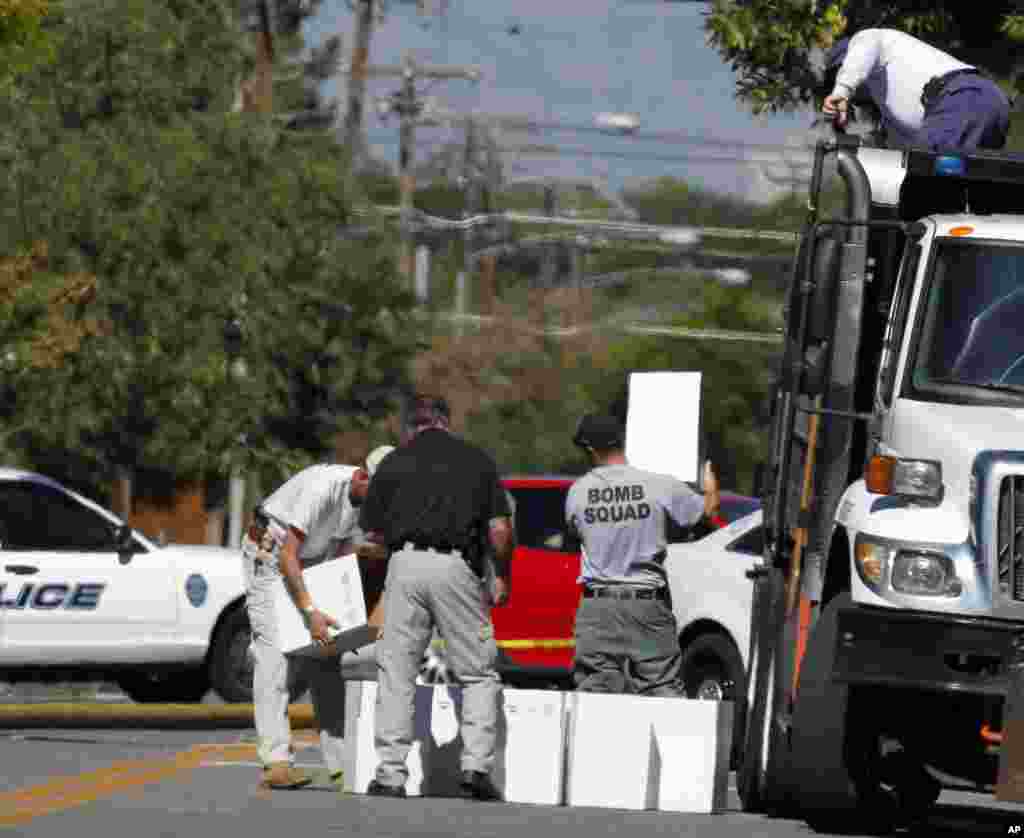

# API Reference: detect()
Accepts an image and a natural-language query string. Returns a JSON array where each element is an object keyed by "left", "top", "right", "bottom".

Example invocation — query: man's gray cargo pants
[
  {"left": 373, "top": 545, "right": 501, "bottom": 788},
  {"left": 573, "top": 590, "right": 685, "bottom": 696}
]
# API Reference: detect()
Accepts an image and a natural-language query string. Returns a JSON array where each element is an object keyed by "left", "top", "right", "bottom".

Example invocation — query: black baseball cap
[{"left": 573, "top": 413, "right": 625, "bottom": 450}]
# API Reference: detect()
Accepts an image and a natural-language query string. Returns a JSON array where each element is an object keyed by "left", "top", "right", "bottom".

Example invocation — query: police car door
[{"left": 0, "top": 478, "right": 178, "bottom": 663}]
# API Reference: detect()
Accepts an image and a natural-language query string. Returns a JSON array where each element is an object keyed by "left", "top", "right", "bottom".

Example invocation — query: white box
[
  {"left": 271, "top": 556, "right": 379, "bottom": 657},
  {"left": 342, "top": 681, "right": 567, "bottom": 804},
  {"left": 565, "top": 693, "right": 732, "bottom": 813}
]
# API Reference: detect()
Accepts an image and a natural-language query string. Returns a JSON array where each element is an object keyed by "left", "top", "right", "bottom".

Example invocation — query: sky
[{"left": 306, "top": 0, "right": 818, "bottom": 202}]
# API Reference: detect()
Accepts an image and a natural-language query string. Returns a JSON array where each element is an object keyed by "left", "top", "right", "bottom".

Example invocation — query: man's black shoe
[
  {"left": 366, "top": 779, "right": 406, "bottom": 798},
  {"left": 459, "top": 770, "right": 502, "bottom": 801}
]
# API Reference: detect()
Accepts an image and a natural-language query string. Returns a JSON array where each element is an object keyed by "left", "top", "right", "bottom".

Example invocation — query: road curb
[{"left": 0, "top": 703, "right": 317, "bottom": 729}]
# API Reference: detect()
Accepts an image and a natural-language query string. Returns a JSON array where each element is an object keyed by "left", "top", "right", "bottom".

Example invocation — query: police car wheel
[
  {"left": 117, "top": 668, "right": 209, "bottom": 703},
  {"left": 206, "top": 607, "right": 309, "bottom": 704},
  {"left": 208, "top": 606, "right": 257, "bottom": 703},
  {"left": 680, "top": 633, "right": 746, "bottom": 769}
]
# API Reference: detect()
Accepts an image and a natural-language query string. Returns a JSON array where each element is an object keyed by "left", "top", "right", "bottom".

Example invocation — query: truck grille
[{"left": 998, "top": 475, "right": 1024, "bottom": 601}]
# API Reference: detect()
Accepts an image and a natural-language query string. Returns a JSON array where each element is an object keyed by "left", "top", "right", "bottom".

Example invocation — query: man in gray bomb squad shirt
[{"left": 565, "top": 413, "right": 721, "bottom": 695}]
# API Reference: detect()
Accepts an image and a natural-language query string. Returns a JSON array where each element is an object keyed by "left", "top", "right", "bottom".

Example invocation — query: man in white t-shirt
[
  {"left": 820, "top": 28, "right": 1009, "bottom": 152},
  {"left": 242, "top": 445, "right": 394, "bottom": 789}
]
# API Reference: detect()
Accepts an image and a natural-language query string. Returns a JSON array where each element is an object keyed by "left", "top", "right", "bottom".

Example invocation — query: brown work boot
[{"left": 261, "top": 761, "right": 313, "bottom": 790}]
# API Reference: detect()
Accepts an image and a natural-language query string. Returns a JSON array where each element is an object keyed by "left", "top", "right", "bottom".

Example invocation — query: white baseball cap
[{"left": 365, "top": 445, "right": 395, "bottom": 476}]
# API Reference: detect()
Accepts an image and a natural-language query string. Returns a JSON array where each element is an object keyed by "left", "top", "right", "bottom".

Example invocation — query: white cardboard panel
[
  {"left": 566, "top": 693, "right": 732, "bottom": 813},
  {"left": 342, "top": 681, "right": 566, "bottom": 805},
  {"left": 625, "top": 371, "right": 702, "bottom": 483},
  {"left": 271, "top": 556, "right": 373, "bottom": 657}
]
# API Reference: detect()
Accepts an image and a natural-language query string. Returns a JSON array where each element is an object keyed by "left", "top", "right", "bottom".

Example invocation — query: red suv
[{"left": 493, "top": 475, "right": 760, "bottom": 688}]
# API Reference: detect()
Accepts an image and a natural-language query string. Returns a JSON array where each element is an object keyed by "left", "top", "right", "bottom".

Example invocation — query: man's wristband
[{"left": 300, "top": 603, "right": 316, "bottom": 620}]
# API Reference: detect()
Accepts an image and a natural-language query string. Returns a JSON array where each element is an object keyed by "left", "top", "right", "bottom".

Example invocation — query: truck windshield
[{"left": 912, "top": 240, "right": 1024, "bottom": 399}]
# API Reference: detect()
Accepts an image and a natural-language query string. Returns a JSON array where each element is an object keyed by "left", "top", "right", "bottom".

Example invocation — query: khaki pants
[
  {"left": 242, "top": 524, "right": 346, "bottom": 773},
  {"left": 573, "top": 594, "right": 685, "bottom": 696},
  {"left": 373, "top": 546, "right": 501, "bottom": 788}
]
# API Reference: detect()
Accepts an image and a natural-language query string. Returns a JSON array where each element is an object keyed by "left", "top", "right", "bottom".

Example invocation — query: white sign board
[
  {"left": 272, "top": 556, "right": 377, "bottom": 657},
  {"left": 625, "top": 371, "right": 702, "bottom": 483}
]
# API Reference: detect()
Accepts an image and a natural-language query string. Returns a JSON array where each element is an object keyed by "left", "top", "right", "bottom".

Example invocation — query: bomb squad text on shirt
[{"left": 583, "top": 484, "right": 652, "bottom": 524}]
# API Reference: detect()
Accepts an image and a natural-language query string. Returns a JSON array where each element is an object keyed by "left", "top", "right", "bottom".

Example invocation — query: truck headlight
[
  {"left": 865, "top": 456, "right": 943, "bottom": 501},
  {"left": 854, "top": 537, "right": 890, "bottom": 591},
  {"left": 891, "top": 551, "right": 961, "bottom": 597}
]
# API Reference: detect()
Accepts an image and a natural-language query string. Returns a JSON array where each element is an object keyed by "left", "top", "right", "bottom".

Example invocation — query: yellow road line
[{"left": 0, "top": 742, "right": 257, "bottom": 828}]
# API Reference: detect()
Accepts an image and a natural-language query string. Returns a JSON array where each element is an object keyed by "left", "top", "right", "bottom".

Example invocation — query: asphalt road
[{"left": 3, "top": 724, "right": 1024, "bottom": 837}]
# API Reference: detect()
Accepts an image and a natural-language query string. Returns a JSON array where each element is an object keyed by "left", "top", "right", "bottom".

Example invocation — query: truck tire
[
  {"left": 206, "top": 606, "right": 309, "bottom": 704},
  {"left": 117, "top": 668, "right": 210, "bottom": 703},
  {"left": 680, "top": 633, "right": 747, "bottom": 769},
  {"left": 790, "top": 592, "right": 898, "bottom": 836}
]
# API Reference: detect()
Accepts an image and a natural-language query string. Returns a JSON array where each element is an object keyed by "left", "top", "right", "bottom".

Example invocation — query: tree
[
  {"left": 0, "top": 0, "right": 51, "bottom": 84},
  {"left": 0, "top": 0, "right": 415, "bottom": 502},
  {"left": 706, "top": 1, "right": 1024, "bottom": 114}
]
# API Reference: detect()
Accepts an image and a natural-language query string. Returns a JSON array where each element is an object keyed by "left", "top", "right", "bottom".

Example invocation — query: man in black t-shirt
[{"left": 358, "top": 394, "right": 514, "bottom": 801}]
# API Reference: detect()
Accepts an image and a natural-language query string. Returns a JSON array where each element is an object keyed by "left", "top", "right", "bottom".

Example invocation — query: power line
[
  {"left": 495, "top": 144, "right": 805, "bottom": 167},
  {"left": 365, "top": 114, "right": 816, "bottom": 155},
  {"left": 366, "top": 133, "right": 813, "bottom": 168},
  {"left": 436, "top": 313, "right": 783, "bottom": 344}
]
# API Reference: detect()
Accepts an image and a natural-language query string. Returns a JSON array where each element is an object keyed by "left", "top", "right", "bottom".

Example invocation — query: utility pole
[
  {"left": 455, "top": 118, "right": 477, "bottom": 338},
  {"left": 342, "top": 0, "right": 375, "bottom": 157},
  {"left": 233, "top": 0, "right": 288, "bottom": 547},
  {"left": 374, "top": 56, "right": 480, "bottom": 290},
  {"left": 530, "top": 183, "right": 557, "bottom": 326},
  {"left": 477, "top": 175, "right": 496, "bottom": 318},
  {"left": 395, "top": 56, "right": 419, "bottom": 286}
]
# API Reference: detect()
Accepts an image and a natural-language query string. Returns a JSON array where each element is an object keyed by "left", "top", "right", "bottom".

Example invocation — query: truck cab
[{"left": 740, "top": 139, "right": 1024, "bottom": 832}]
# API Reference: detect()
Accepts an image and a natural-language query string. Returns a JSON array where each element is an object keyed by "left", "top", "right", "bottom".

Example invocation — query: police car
[{"left": 0, "top": 468, "right": 254, "bottom": 703}]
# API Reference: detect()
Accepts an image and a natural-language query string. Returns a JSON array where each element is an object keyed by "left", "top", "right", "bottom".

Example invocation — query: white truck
[
  {"left": 0, "top": 468, "right": 255, "bottom": 703},
  {"left": 739, "top": 138, "right": 1024, "bottom": 832}
]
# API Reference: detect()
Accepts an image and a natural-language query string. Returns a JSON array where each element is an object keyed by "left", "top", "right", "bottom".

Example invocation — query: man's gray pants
[
  {"left": 573, "top": 593, "right": 685, "bottom": 696},
  {"left": 374, "top": 546, "right": 501, "bottom": 788},
  {"left": 242, "top": 528, "right": 346, "bottom": 773}
]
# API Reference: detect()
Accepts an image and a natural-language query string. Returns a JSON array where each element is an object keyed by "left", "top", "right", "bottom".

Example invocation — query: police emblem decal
[{"left": 185, "top": 574, "right": 208, "bottom": 608}]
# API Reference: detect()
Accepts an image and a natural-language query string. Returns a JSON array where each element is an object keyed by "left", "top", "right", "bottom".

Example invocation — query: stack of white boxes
[
  {"left": 342, "top": 681, "right": 568, "bottom": 804},
  {"left": 342, "top": 681, "right": 732, "bottom": 813}
]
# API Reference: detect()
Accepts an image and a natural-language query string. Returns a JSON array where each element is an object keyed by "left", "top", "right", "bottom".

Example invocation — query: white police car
[{"left": 0, "top": 468, "right": 255, "bottom": 703}]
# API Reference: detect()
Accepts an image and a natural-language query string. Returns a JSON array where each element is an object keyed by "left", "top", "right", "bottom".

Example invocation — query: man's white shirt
[
  {"left": 832, "top": 28, "right": 971, "bottom": 146},
  {"left": 260, "top": 464, "right": 360, "bottom": 561}
]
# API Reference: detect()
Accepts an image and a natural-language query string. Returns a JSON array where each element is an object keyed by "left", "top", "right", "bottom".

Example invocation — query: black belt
[
  {"left": 582, "top": 586, "right": 668, "bottom": 601},
  {"left": 921, "top": 68, "right": 981, "bottom": 109}
]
